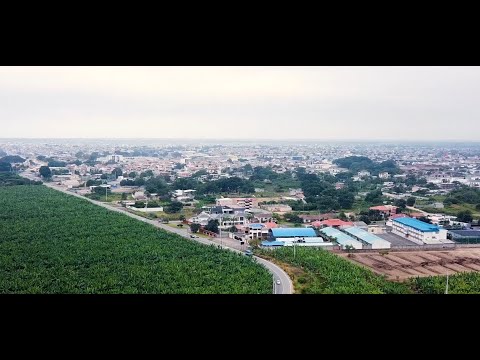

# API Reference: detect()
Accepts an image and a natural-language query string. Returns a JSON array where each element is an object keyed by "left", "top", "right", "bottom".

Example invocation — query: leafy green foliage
[
  {"left": 333, "top": 156, "right": 400, "bottom": 176},
  {"left": 444, "top": 186, "right": 480, "bottom": 206},
  {"left": 47, "top": 160, "right": 67, "bottom": 167},
  {"left": 257, "top": 247, "right": 411, "bottom": 294},
  {"left": 284, "top": 213, "right": 303, "bottom": 224},
  {"left": 0, "top": 186, "right": 271, "bottom": 294},
  {"left": 39, "top": 166, "right": 52, "bottom": 179},
  {"left": 204, "top": 219, "right": 219, "bottom": 234},
  {"left": 456, "top": 210, "right": 473, "bottom": 223},
  {"left": 0, "top": 155, "right": 25, "bottom": 164},
  {"left": 417, "top": 216, "right": 432, "bottom": 224},
  {"left": 0, "top": 173, "right": 42, "bottom": 186},
  {"left": 365, "top": 189, "right": 383, "bottom": 204},
  {"left": 190, "top": 223, "right": 201, "bottom": 233},
  {"left": 165, "top": 201, "right": 183, "bottom": 214},
  {"left": 0, "top": 162, "right": 12, "bottom": 172},
  {"left": 411, "top": 272, "right": 480, "bottom": 294},
  {"left": 406, "top": 197, "right": 416, "bottom": 207}
]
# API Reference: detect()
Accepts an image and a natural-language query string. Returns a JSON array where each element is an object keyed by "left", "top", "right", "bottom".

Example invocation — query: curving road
[{"left": 21, "top": 172, "right": 293, "bottom": 294}]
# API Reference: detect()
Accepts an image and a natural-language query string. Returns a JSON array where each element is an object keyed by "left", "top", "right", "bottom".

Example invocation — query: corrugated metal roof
[
  {"left": 343, "top": 226, "right": 390, "bottom": 245},
  {"left": 270, "top": 228, "right": 317, "bottom": 238},
  {"left": 261, "top": 241, "right": 285, "bottom": 246},
  {"left": 393, "top": 217, "right": 440, "bottom": 232},
  {"left": 319, "top": 227, "right": 363, "bottom": 248}
]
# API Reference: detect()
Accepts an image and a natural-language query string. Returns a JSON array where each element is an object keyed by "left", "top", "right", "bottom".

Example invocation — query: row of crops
[
  {"left": 0, "top": 185, "right": 271, "bottom": 293},
  {"left": 256, "top": 247, "right": 412, "bottom": 294},
  {"left": 257, "top": 247, "right": 480, "bottom": 294},
  {"left": 411, "top": 272, "right": 480, "bottom": 294}
]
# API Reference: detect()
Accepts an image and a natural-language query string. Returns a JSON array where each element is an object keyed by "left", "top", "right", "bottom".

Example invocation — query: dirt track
[{"left": 339, "top": 249, "right": 480, "bottom": 281}]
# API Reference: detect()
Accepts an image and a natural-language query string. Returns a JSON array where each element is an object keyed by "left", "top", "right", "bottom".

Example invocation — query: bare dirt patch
[{"left": 340, "top": 249, "right": 480, "bottom": 281}]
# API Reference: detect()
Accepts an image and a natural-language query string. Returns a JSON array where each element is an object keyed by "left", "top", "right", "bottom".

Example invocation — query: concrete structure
[
  {"left": 342, "top": 226, "right": 391, "bottom": 249},
  {"left": 319, "top": 227, "right": 363, "bottom": 249},
  {"left": 369, "top": 205, "right": 398, "bottom": 217},
  {"left": 392, "top": 217, "right": 451, "bottom": 245}
]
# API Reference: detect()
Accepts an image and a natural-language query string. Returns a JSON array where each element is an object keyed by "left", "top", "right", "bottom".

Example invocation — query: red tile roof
[
  {"left": 312, "top": 219, "right": 354, "bottom": 227},
  {"left": 263, "top": 222, "right": 278, "bottom": 229}
]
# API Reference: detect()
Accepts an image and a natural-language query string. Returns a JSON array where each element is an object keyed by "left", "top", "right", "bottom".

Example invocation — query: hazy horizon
[{"left": 2, "top": 66, "right": 479, "bottom": 140}]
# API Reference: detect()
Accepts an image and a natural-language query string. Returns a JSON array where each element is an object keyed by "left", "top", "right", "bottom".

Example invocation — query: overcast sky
[{"left": 0, "top": 66, "right": 479, "bottom": 140}]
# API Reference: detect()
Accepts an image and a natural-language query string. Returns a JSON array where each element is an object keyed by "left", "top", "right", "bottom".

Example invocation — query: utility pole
[{"left": 445, "top": 270, "right": 449, "bottom": 295}]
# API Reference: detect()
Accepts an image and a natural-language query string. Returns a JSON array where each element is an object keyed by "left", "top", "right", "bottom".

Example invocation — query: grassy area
[
  {"left": 0, "top": 185, "right": 272, "bottom": 294},
  {"left": 85, "top": 193, "right": 124, "bottom": 202}
]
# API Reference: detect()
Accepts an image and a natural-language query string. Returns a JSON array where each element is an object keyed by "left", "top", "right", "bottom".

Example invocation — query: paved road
[
  {"left": 22, "top": 172, "right": 293, "bottom": 294},
  {"left": 406, "top": 206, "right": 429, "bottom": 215}
]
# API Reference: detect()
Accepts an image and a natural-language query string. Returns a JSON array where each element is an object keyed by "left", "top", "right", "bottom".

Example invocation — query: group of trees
[
  {"left": 444, "top": 186, "right": 480, "bottom": 206},
  {"left": 295, "top": 169, "right": 355, "bottom": 212},
  {"left": 333, "top": 156, "right": 401, "bottom": 176}
]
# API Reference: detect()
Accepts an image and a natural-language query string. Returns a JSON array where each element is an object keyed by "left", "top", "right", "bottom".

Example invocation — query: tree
[
  {"left": 179, "top": 214, "right": 186, "bottom": 221},
  {"left": 190, "top": 223, "right": 201, "bottom": 233},
  {"left": 112, "top": 167, "right": 123, "bottom": 178},
  {"left": 121, "top": 193, "right": 128, "bottom": 200},
  {"left": 284, "top": 213, "right": 303, "bottom": 224},
  {"left": 228, "top": 225, "right": 237, "bottom": 232},
  {"left": 39, "top": 166, "right": 52, "bottom": 179},
  {"left": 406, "top": 197, "right": 416, "bottom": 207},
  {"left": 418, "top": 216, "right": 432, "bottom": 224},
  {"left": 204, "top": 219, "right": 219, "bottom": 234},
  {"left": 165, "top": 201, "right": 183, "bottom": 214},
  {"left": 476, "top": 203, "right": 480, "bottom": 211},
  {"left": 0, "top": 161, "right": 12, "bottom": 172},
  {"left": 359, "top": 215, "right": 371, "bottom": 225},
  {"left": 365, "top": 189, "right": 383, "bottom": 203},
  {"left": 394, "top": 199, "right": 407, "bottom": 210},
  {"left": 134, "top": 178, "right": 145, "bottom": 186},
  {"left": 456, "top": 210, "right": 473, "bottom": 223},
  {"left": 338, "top": 212, "right": 347, "bottom": 221},
  {"left": 129, "top": 171, "right": 137, "bottom": 178}
]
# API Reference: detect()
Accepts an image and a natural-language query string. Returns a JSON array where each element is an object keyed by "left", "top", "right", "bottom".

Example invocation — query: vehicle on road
[
  {"left": 276, "top": 279, "right": 281, "bottom": 285},
  {"left": 244, "top": 249, "right": 253, "bottom": 256},
  {"left": 190, "top": 234, "right": 199, "bottom": 238}
]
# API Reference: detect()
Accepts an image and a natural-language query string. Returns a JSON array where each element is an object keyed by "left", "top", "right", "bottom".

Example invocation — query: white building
[
  {"left": 378, "top": 172, "right": 390, "bottom": 179},
  {"left": 391, "top": 217, "right": 450, "bottom": 245}
]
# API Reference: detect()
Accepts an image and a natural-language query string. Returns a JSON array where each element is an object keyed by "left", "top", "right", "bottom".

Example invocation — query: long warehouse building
[
  {"left": 319, "top": 227, "right": 363, "bottom": 249},
  {"left": 342, "top": 226, "right": 391, "bottom": 249}
]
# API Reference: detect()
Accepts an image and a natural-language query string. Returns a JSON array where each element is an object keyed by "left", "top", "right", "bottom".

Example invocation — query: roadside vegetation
[
  {"left": 256, "top": 247, "right": 412, "bottom": 294},
  {"left": 0, "top": 185, "right": 271, "bottom": 294},
  {"left": 256, "top": 247, "right": 480, "bottom": 294}
]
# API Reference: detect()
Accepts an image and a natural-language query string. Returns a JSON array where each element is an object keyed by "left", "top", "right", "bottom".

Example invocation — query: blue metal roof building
[
  {"left": 342, "top": 226, "right": 391, "bottom": 249},
  {"left": 269, "top": 228, "right": 316, "bottom": 238},
  {"left": 249, "top": 223, "right": 264, "bottom": 229},
  {"left": 261, "top": 241, "right": 285, "bottom": 247},
  {"left": 393, "top": 217, "right": 440, "bottom": 232},
  {"left": 319, "top": 227, "right": 363, "bottom": 249}
]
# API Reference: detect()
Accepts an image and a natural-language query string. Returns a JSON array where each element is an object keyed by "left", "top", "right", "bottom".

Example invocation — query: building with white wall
[{"left": 391, "top": 217, "right": 450, "bottom": 245}]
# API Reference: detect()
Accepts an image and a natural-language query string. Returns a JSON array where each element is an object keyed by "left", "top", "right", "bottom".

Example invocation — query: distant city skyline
[{"left": 1, "top": 66, "right": 479, "bottom": 140}]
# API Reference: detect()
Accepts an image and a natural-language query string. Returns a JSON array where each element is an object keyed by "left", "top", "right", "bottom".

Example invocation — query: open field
[
  {"left": 339, "top": 249, "right": 480, "bottom": 281},
  {"left": 0, "top": 185, "right": 271, "bottom": 294}
]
